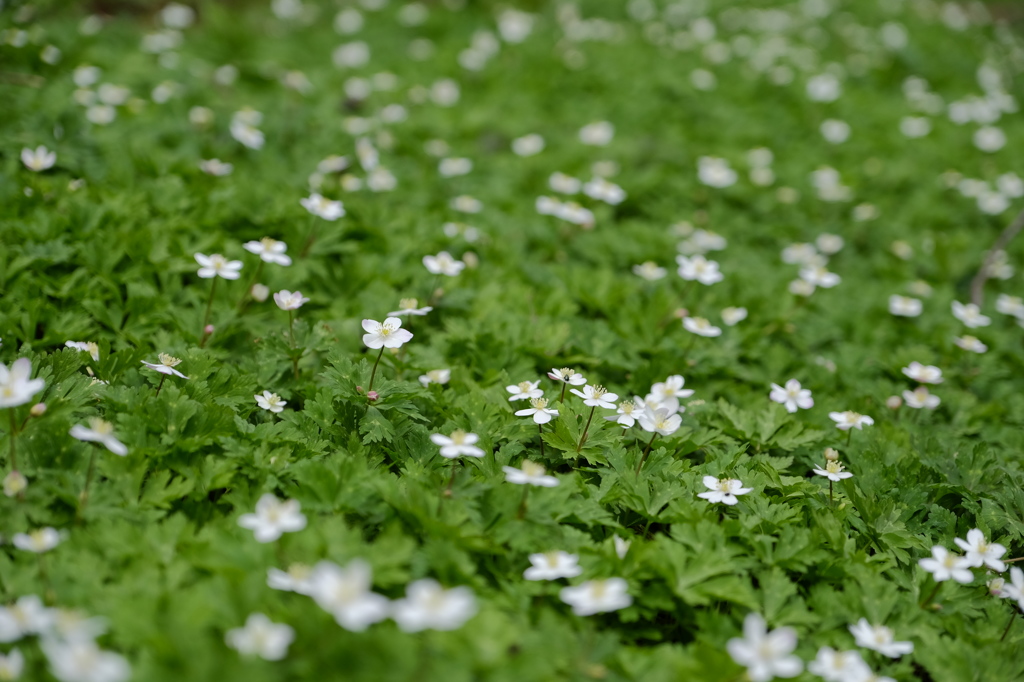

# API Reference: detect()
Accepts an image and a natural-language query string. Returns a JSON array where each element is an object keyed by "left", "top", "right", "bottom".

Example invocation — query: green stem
[
  {"left": 538, "top": 423, "right": 545, "bottom": 459},
  {"left": 367, "top": 347, "right": 385, "bottom": 394},
  {"left": 155, "top": 375, "right": 166, "bottom": 397},
  {"left": 516, "top": 485, "right": 529, "bottom": 520},
  {"left": 8, "top": 409, "right": 18, "bottom": 472},
  {"left": 845, "top": 429, "right": 852, "bottom": 448},
  {"left": 635, "top": 433, "right": 659, "bottom": 474},
  {"left": 199, "top": 277, "right": 218, "bottom": 347},
  {"left": 78, "top": 447, "right": 98, "bottom": 519},
  {"left": 919, "top": 581, "right": 942, "bottom": 608},
  {"left": 300, "top": 214, "right": 319, "bottom": 258},
  {"left": 576, "top": 407, "right": 596, "bottom": 453},
  {"left": 829, "top": 479, "right": 833, "bottom": 506},
  {"left": 438, "top": 460, "right": 460, "bottom": 514},
  {"left": 559, "top": 383, "right": 567, "bottom": 404},
  {"left": 289, "top": 310, "right": 299, "bottom": 378},
  {"left": 1002, "top": 608, "right": 1018, "bottom": 642}
]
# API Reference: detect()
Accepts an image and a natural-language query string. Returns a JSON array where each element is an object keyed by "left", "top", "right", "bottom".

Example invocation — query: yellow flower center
[
  {"left": 521, "top": 460, "right": 545, "bottom": 477},
  {"left": 399, "top": 298, "right": 418, "bottom": 310},
  {"left": 450, "top": 430, "right": 468, "bottom": 445}
]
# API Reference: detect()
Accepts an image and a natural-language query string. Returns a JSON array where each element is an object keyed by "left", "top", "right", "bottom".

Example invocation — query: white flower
[
  {"left": 902, "top": 387, "right": 940, "bottom": 409},
  {"left": 579, "top": 121, "right": 614, "bottom": 146},
  {"left": 65, "top": 341, "right": 100, "bottom": 362},
  {"left": 0, "top": 595, "right": 50, "bottom": 642},
  {"left": 549, "top": 172, "right": 581, "bottom": 194},
  {"left": 423, "top": 251, "right": 466, "bottom": 277},
  {"left": 430, "top": 430, "right": 485, "bottom": 459},
  {"left": 606, "top": 397, "right": 645, "bottom": 427},
  {"left": 647, "top": 375, "right": 694, "bottom": 412},
  {"left": 230, "top": 121, "right": 264, "bottom": 149},
  {"left": 251, "top": 284, "right": 270, "bottom": 302},
  {"left": 450, "top": 195, "right": 482, "bottom": 213},
  {"left": 698, "top": 476, "right": 753, "bottom": 506},
  {"left": 199, "top": 158, "right": 233, "bottom": 176},
  {"left": 848, "top": 619, "right": 914, "bottom": 658},
  {"left": 273, "top": 290, "right": 309, "bottom": 311},
  {"left": 697, "top": 156, "right": 737, "bottom": 188},
  {"left": 361, "top": 318, "right": 413, "bottom": 349},
  {"left": 799, "top": 265, "right": 840, "bottom": 288},
  {"left": 515, "top": 397, "right": 559, "bottom": 425},
  {"left": 254, "top": 391, "right": 286, "bottom": 413},
  {"left": 225, "top": 613, "right": 294, "bottom": 661},
  {"left": 900, "top": 116, "right": 931, "bottom": 138},
  {"left": 722, "top": 307, "right": 748, "bottom": 326},
  {"left": 506, "top": 380, "right": 543, "bottom": 402},
  {"left": 1003, "top": 568, "right": 1024, "bottom": 610},
  {"left": 781, "top": 243, "right": 822, "bottom": 266},
  {"left": 769, "top": 380, "right": 813, "bottom": 413},
  {"left": 69, "top": 418, "right": 127, "bottom": 456},
  {"left": 4, "top": 471, "right": 28, "bottom": 497},
  {"left": 391, "top": 579, "right": 477, "bottom": 632},
  {"left": 12, "top": 527, "right": 62, "bottom": 553},
  {"left": 676, "top": 255, "right": 723, "bottom": 285},
  {"left": 161, "top": 3, "right": 195, "bottom": 28},
  {"left": 418, "top": 369, "right": 450, "bottom": 386},
  {"left": 555, "top": 201, "right": 595, "bottom": 228},
  {"left": 237, "top": 494, "right": 307, "bottom": 543},
  {"left": 195, "top": 253, "right": 242, "bottom": 280},
  {"left": 559, "top": 579, "right": 632, "bottom": 616},
  {"left": 570, "top": 385, "right": 618, "bottom": 410},
  {"left": 548, "top": 368, "right": 587, "bottom": 386},
  {"left": 613, "top": 537, "right": 631, "bottom": 559},
  {"left": 918, "top": 546, "right": 973, "bottom": 583},
  {"left": 47, "top": 608, "right": 108, "bottom": 644},
  {"left": 511, "top": 133, "right": 544, "bottom": 156},
  {"left": 633, "top": 261, "right": 667, "bottom": 281},
  {"left": 438, "top": 157, "right": 473, "bottom": 177},
  {"left": 503, "top": 460, "right": 559, "bottom": 487},
  {"left": 0, "top": 358, "right": 45, "bottom": 408},
  {"left": 951, "top": 301, "right": 991, "bottom": 328},
  {"left": 807, "top": 73, "right": 841, "bottom": 102},
  {"left": 0, "top": 649, "right": 23, "bottom": 679},
  {"left": 828, "top": 411, "right": 874, "bottom": 431},
  {"left": 954, "top": 529, "right": 1006, "bottom": 572},
  {"left": 974, "top": 126, "right": 1006, "bottom": 152},
  {"left": 726, "top": 613, "right": 803, "bottom": 682},
  {"left": 637, "top": 407, "right": 682, "bottom": 437},
  {"left": 21, "top": 146, "right": 57, "bottom": 172},
  {"left": 812, "top": 460, "right": 853, "bottom": 482},
  {"left": 954, "top": 335, "right": 987, "bottom": 353},
  {"left": 996, "top": 294, "right": 1024, "bottom": 318},
  {"left": 267, "top": 564, "right": 313, "bottom": 594},
  {"left": 889, "top": 295, "right": 922, "bottom": 317},
  {"left": 683, "top": 317, "right": 722, "bottom": 337},
  {"left": 300, "top": 193, "right": 345, "bottom": 221},
  {"left": 582, "top": 177, "right": 626, "bottom": 205},
  {"left": 820, "top": 119, "right": 851, "bottom": 144},
  {"left": 307, "top": 559, "right": 390, "bottom": 631},
  {"left": 902, "top": 362, "right": 942, "bottom": 384},
  {"left": 243, "top": 237, "right": 292, "bottom": 266},
  {"left": 808, "top": 647, "right": 870, "bottom": 682},
  {"left": 524, "top": 551, "right": 583, "bottom": 581},
  {"left": 387, "top": 298, "right": 433, "bottom": 317},
  {"left": 41, "top": 639, "right": 131, "bottom": 682}
]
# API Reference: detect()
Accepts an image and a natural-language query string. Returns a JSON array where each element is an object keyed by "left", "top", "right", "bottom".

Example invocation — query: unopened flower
[
  {"left": 70, "top": 418, "right": 127, "bottom": 456},
  {"left": 848, "top": 619, "right": 914, "bottom": 658},
  {"left": 0, "top": 358, "right": 45, "bottom": 408},
  {"left": 430, "top": 430, "right": 485, "bottom": 458},
  {"left": 816, "top": 234, "right": 845, "bottom": 255},
  {"left": 808, "top": 647, "right": 869, "bottom": 682},
  {"left": 918, "top": 546, "right": 972, "bottom": 583},
  {"left": 726, "top": 613, "right": 803, "bottom": 682},
  {"left": 954, "top": 529, "right": 1006, "bottom": 572},
  {"left": 141, "top": 354, "right": 188, "bottom": 379},
  {"left": 516, "top": 397, "right": 559, "bottom": 424},
  {"left": 391, "top": 579, "right": 477, "bottom": 632},
  {"left": 548, "top": 368, "right": 586, "bottom": 385},
  {"left": 954, "top": 335, "right": 987, "bottom": 353},
  {"left": 21, "top": 146, "right": 57, "bottom": 172},
  {"left": 722, "top": 307, "right": 747, "bottom": 326},
  {"left": 503, "top": 460, "right": 558, "bottom": 487},
  {"left": 560, "top": 578, "right": 632, "bottom": 616},
  {"left": 506, "top": 380, "right": 543, "bottom": 402},
  {"left": 387, "top": 298, "right": 433, "bottom": 317},
  {"left": 251, "top": 284, "right": 270, "bottom": 302},
  {"left": 195, "top": 253, "right": 243, "bottom": 280},
  {"left": 902, "top": 386, "right": 940, "bottom": 409},
  {"left": 698, "top": 476, "right": 753, "bottom": 505},
  {"left": 769, "top": 380, "right": 813, "bottom": 413},
  {"left": 65, "top": 341, "right": 100, "bottom": 362},
  {"left": 683, "top": 317, "right": 722, "bottom": 337},
  {"left": 273, "top": 290, "right": 309, "bottom": 311},
  {"left": 237, "top": 494, "right": 307, "bottom": 543},
  {"left": 307, "top": 559, "right": 390, "bottom": 631},
  {"left": 570, "top": 385, "right": 618, "bottom": 409},
  {"left": 300, "top": 193, "right": 345, "bottom": 221},
  {"left": 813, "top": 460, "right": 853, "bottom": 482},
  {"left": 829, "top": 411, "right": 874, "bottom": 431},
  {"left": 889, "top": 295, "right": 922, "bottom": 317},
  {"left": 3, "top": 470, "right": 27, "bottom": 497},
  {"left": 638, "top": 407, "right": 682, "bottom": 436},
  {"left": 225, "top": 613, "right": 294, "bottom": 661},
  {"left": 362, "top": 318, "right": 413, "bottom": 349},
  {"left": 633, "top": 261, "right": 667, "bottom": 281},
  {"left": 12, "top": 527, "right": 62, "bottom": 553},
  {"left": 677, "top": 255, "right": 724, "bottom": 285},
  {"left": 418, "top": 369, "right": 450, "bottom": 386},
  {"left": 613, "top": 537, "right": 631, "bottom": 559},
  {"left": 423, "top": 251, "right": 466, "bottom": 277},
  {"left": 902, "top": 362, "right": 943, "bottom": 384},
  {"left": 524, "top": 551, "right": 583, "bottom": 581},
  {"left": 974, "top": 126, "right": 1006, "bottom": 153},
  {"left": 951, "top": 301, "right": 991, "bottom": 328},
  {"left": 254, "top": 391, "right": 286, "bottom": 413},
  {"left": 243, "top": 237, "right": 291, "bottom": 266}
]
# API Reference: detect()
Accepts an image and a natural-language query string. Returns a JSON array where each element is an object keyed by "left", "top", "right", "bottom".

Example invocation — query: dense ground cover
[{"left": 2, "top": 0, "right": 1024, "bottom": 679}]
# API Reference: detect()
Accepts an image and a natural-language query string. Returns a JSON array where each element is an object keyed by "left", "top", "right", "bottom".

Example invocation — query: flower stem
[
  {"left": 155, "top": 375, "right": 166, "bottom": 397},
  {"left": 829, "top": 479, "right": 833, "bottom": 506},
  {"left": 845, "top": 430, "right": 852, "bottom": 448},
  {"left": 538, "top": 423, "right": 545, "bottom": 459},
  {"left": 300, "top": 214, "right": 319, "bottom": 258},
  {"left": 559, "top": 383, "right": 567, "bottom": 404},
  {"left": 919, "top": 581, "right": 942, "bottom": 608},
  {"left": 438, "top": 460, "right": 459, "bottom": 514},
  {"left": 8, "top": 409, "right": 18, "bottom": 472},
  {"left": 576, "top": 406, "right": 596, "bottom": 453},
  {"left": 516, "top": 485, "right": 529, "bottom": 520},
  {"left": 200, "top": 277, "right": 218, "bottom": 347},
  {"left": 288, "top": 310, "right": 299, "bottom": 378},
  {"left": 1002, "top": 608, "right": 1018, "bottom": 642},
  {"left": 367, "top": 347, "right": 385, "bottom": 394},
  {"left": 78, "top": 447, "right": 98, "bottom": 520},
  {"left": 635, "top": 433, "right": 659, "bottom": 474}
]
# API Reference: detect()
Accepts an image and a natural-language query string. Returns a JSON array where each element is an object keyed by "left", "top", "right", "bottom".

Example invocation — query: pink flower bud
[
  {"left": 367, "top": 391, "right": 379, "bottom": 401},
  {"left": 886, "top": 395, "right": 902, "bottom": 409},
  {"left": 204, "top": 324, "right": 215, "bottom": 334},
  {"left": 30, "top": 402, "right": 47, "bottom": 417}
]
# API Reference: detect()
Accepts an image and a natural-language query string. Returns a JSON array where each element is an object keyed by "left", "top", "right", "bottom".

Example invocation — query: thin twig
[{"left": 970, "top": 206, "right": 1024, "bottom": 307}]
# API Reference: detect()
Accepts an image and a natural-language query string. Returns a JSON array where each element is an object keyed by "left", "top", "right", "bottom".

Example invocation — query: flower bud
[
  {"left": 204, "top": 324, "right": 215, "bottom": 335},
  {"left": 3, "top": 470, "right": 27, "bottom": 497},
  {"left": 367, "top": 391, "right": 379, "bottom": 401},
  {"left": 824, "top": 447, "right": 839, "bottom": 461},
  {"left": 251, "top": 283, "right": 270, "bottom": 302},
  {"left": 886, "top": 395, "right": 902, "bottom": 409},
  {"left": 30, "top": 402, "right": 47, "bottom": 417}
]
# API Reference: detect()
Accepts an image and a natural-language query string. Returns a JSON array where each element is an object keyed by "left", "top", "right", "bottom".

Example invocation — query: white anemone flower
[
  {"left": 65, "top": 341, "right": 100, "bottom": 362},
  {"left": 889, "top": 295, "right": 922, "bottom": 317},
  {"left": 726, "top": 613, "right": 803, "bottom": 682},
  {"left": 141, "top": 354, "right": 188, "bottom": 379},
  {"left": 502, "top": 460, "right": 558, "bottom": 487},
  {"left": 848, "top": 619, "right": 914, "bottom": 658},
  {"left": 769, "top": 380, "right": 813, "bottom": 413},
  {"left": 387, "top": 298, "right": 433, "bottom": 317},
  {"left": 954, "top": 336, "right": 987, "bottom": 353},
  {"left": 306, "top": 559, "right": 390, "bottom": 631},
  {"left": 300, "top": 193, "right": 345, "bottom": 221},
  {"left": 515, "top": 397, "right": 559, "bottom": 424},
  {"left": 423, "top": 251, "right": 466, "bottom": 277},
  {"left": 559, "top": 578, "right": 632, "bottom": 616},
  {"left": 606, "top": 397, "right": 645, "bottom": 427},
  {"left": 506, "top": 380, "right": 543, "bottom": 402},
  {"left": 69, "top": 418, "right": 128, "bottom": 456},
  {"left": 21, "top": 146, "right": 57, "bottom": 172},
  {"left": 254, "top": 391, "right": 286, "bottom": 413},
  {"left": 570, "top": 385, "right": 618, "bottom": 409},
  {"left": 548, "top": 368, "right": 586, "bottom": 385},
  {"left": 0, "top": 358, "right": 45, "bottom": 408},
  {"left": 430, "top": 430, "right": 485, "bottom": 458},
  {"left": 243, "top": 237, "right": 292, "bottom": 266},
  {"left": 391, "top": 579, "right": 477, "bottom": 632},
  {"left": 637, "top": 406, "right": 682, "bottom": 436},
  {"left": 828, "top": 411, "right": 874, "bottom": 430},
  {"left": 676, "top": 255, "right": 724, "bottom": 285},
  {"left": 237, "top": 494, "right": 307, "bottom": 543},
  {"left": 698, "top": 476, "right": 753, "bottom": 505},
  {"left": 954, "top": 529, "right": 1006, "bottom": 572},
  {"left": 225, "top": 613, "right": 294, "bottom": 661},
  {"left": 918, "top": 546, "right": 973, "bottom": 583},
  {"left": 683, "top": 317, "right": 722, "bottom": 337},
  {"left": 195, "top": 253, "right": 243, "bottom": 280},
  {"left": 362, "top": 318, "right": 413, "bottom": 349},
  {"left": 524, "top": 551, "right": 583, "bottom": 581},
  {"left": 951, "top": 301, "right": 991, "bottom": 328},
  {"left": 902, "top": 362, "right": 943, "bottom": 384},
  {"left": 902, "top": 386, "right": 940, "bottom": 409}
]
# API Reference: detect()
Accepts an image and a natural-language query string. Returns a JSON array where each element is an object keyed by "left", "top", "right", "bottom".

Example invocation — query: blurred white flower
[
  {"left": 560, "top": 578, "right": 632, "bottom": 615},
  {"left": 391, "top": 579, "right": 476, "bottom": 632},
  {"left": 237, "top": 494, "right": 306, "bottom": 543},
  {"left": 70, "top": 419, "right": 127, "bottom": 456},
  {"left": 21, "top": 146, "right": 56, "bottom": 172},
  {"left": 254, "top": 391, "right": 286, "bottom": 413},
  {"left": 579, "top": 121, "right": 614, "bottom": 146},
  {"left": 225, "top": 613, "right": 294, "bottom": 660}
]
